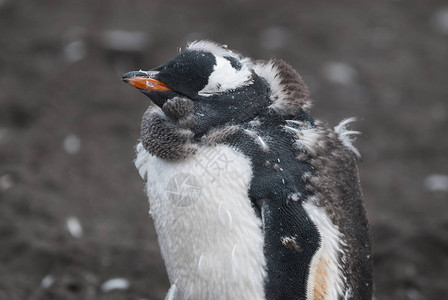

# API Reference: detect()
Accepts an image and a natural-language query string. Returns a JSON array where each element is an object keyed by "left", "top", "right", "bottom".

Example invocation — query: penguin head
[{"left": 123, "top": 41, "right": 311, "bottom": 136}]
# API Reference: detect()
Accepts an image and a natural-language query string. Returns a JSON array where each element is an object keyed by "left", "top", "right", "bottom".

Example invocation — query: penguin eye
[{"left": 198, "top": 55, "right": 253, "bottom": 97}]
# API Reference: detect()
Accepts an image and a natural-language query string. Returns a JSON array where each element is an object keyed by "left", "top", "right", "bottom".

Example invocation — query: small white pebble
[
  {"left": 406, "top": 288, "right": 420, "bottom": 300},
  {"left": 322, "top": 62, "right": 357, "bottom": 86},
  {"left": 66, "top": 217, "right": 83, "bottom": 238},
  {"left": 102, "top": 30, "right": 149, "bottom": 52},
  {"left": 63, "top": 134, "right": 81, "bottom": 154},
  {"left": 424, "top": 174, "right": 448, "bottom": 192},
  {"left": 0, "top": 128, "right": 9, "bottom": 143},
  {"left": 0, "top": 0, "right": 11, "bottom": 9},
  {"left": 101, "top": 278, "right": 130, "bottom": 292},
  {"left": 41, "top": 274, "right": 54, "bottom": 288},
  {"left": 0, "top": 174, "right": 13, "bottom": 190},
  {"left": 259, "top": 26, "right": 291, "bottom": 50},
  {"left": 64, "top": 40, "right": 87, "bottom": 63},
  {"left": 431, "top": 7, "right": 448, "bottom": 34}
]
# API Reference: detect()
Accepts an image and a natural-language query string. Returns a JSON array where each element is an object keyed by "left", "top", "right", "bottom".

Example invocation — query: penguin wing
[
  {"left": 259, "top": 197, "right": 321, "bottom": 300},
  {"left": 211, "top": 122, "right": 321, "bottom": 300}
]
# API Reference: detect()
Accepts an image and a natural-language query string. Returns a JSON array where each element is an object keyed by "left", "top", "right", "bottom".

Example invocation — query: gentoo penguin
[{"left": 123, "top": 41, "right": 373, "bottom": 300}]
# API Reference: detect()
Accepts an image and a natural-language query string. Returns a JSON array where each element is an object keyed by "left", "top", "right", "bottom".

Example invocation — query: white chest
[{"left": 135, "top": 143, "right": 266, "bottom": 300}]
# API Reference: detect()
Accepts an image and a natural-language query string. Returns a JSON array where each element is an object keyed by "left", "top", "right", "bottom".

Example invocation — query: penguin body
[
  {"left": 136, "top": 143, "right": 266, "bottom": 300},
  {"left": 125, "top": 41, "right": 372, "bottom": 300}
]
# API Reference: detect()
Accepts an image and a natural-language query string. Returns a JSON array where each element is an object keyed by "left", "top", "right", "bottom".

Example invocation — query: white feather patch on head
[
  {"left": 303, "top": 199, "right": 346, "bottom": 300},
  {"left": 253, "top": 61, "right": 284, "bottom": 101},
  {"left": 253, "top": 60, "right": 312, "bottom": 113},
  {"left": 187, "top": 40, "right": 254, "bottom": 97},
  {"left": 198, "top": 55, "right": 253, "bottom": 97},
  {"left": 334, "top": 118, "right": 361, "bottom": 158},
  {"left": 187, "top": 40, "right": 244, "bottom": 61}
]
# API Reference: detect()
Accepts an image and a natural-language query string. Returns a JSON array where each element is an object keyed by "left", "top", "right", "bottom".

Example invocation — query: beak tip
[{"left": 121, "top": 70, "right": 171, "bottom": 91}]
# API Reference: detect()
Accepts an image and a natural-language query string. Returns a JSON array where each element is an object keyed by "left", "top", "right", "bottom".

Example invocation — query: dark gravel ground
[{"left": 1, "top": 1, "right": 447, "bottom": 299}]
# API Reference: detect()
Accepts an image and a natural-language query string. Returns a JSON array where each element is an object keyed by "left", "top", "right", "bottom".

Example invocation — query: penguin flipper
[{"left": 259, "top": 197, "right": 320, "bottom": 300}]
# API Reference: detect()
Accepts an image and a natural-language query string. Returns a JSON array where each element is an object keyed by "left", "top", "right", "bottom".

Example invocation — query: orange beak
[{"left": 122, "top": 72, "right": 172, "bottom": 91}]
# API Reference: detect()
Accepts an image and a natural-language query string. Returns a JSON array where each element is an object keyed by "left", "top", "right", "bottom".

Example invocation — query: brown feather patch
[{"left": 313, "top": 256, "right": 329, "bottom": 300}]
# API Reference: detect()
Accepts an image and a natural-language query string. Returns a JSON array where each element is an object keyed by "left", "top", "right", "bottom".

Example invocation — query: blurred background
[{"left": 0, "top": 0, "right": 447, "bottom": 299}]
